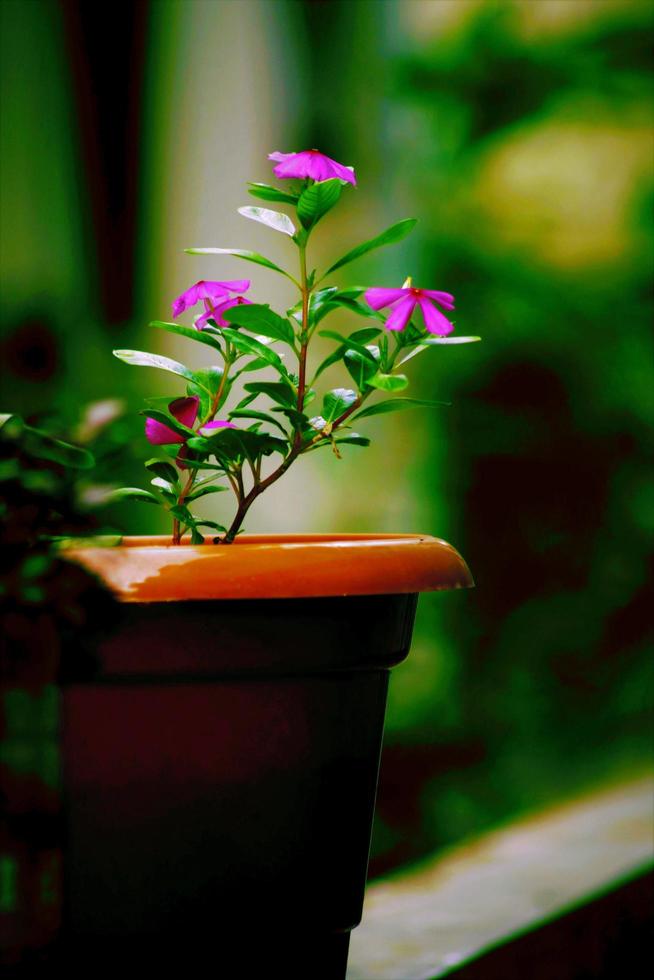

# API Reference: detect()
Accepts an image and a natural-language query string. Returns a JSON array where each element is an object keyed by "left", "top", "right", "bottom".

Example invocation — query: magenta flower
[
  {"left": 145, "top": 396, "right": 200, "bottom": 446},
  {"left": 268, "top": 150, "right": 356, "bottom": 186},
  {"left": 195, "top": 295, "right": 252, "bottom": 330},
  {"left": 145, "top": 396, "right": 236, "bottom": 470},
  {"left": 198, "top": 420, "right": 237, "bottom": 436},
  {"left": 364, "top": 282, "right": 455, "bottom": 335},
  {"left": 172, "top": 279, "right": 251, "bottom": 321}
]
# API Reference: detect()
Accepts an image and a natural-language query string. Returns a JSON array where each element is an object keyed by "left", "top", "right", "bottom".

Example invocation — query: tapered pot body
[{"left": 55, "top": 535, "right": 473, "bottom": 975}]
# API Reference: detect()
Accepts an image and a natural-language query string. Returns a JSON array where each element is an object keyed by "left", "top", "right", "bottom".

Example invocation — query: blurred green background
[{"left": 1, "top": 0, "right": 652, "bottom": 878}]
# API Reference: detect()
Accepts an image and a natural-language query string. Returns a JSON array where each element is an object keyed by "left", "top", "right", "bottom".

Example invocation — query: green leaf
[
  {"left": 368, "top": 372, "right": 409, "bottom": 392},
  {"left": 313, "top": 347, "right": 346, "bottom": 382},
  {"left": 312, "top": 432, "right": 371, "bottom": 449},
  {"left": 344, "top": 349, "right": 378, "bottom": 390},
  {"left": 0, "top": 413, "right": 23, "bottom": 435},
  {"left": 247, "top": 182, "right": 299, "bottom": 205},
  {"left": 318, "top": 330, "right": 378, "bottom": 362},
  {"left": 320, "top": 295, "right": 384, "bottom": 323},
  {"left": 187, "top": 366, "right": 228, "bottom": 416},
  {"left": 234, "top": 356, "right": 275, "bottom": 375},
  {"left": 197, "top": 427, "right": 287, "bottom": 463},
  {"left": 238, "top": 206, "right": 296, "bottom": 237},
  {"left": 244, "top": 379, "right": 297, "bottom": 406},
  {"left": 150, "top": 476, "right": 177, "bottom": 497},
  {"left": 110, "top": 487, "right": 160, "bottom": 505},
  {"left": 145, "top": 458, "right": 179, "bottom": 483},
  {"left": 113, "top": 349, "right": 212, "bottom": 393},
  {"left": 190, "top": 527, "right": 205, "bottom": 544},
  {"left": 272, "top": 407, "right": 311, "bottom": 431},
  {"left": 220, "top": 328, "right": 287, "bottom": 375},
  {"left": 186, "top": 484, "right": 229, "bottom": 502},
  {"left": 184, "top": 247, "right": 298, "bottom": 285},
  {"left": 149, "top": 320, "right": 223, "bottom": 352},
  {"left": 196, "top": 519, "right": 228, "bottom": 532},
  {"left": 324, "top": 218, "right": 418, "bottom": 276},
  {"left": 228, "top": 408, "right": 289, "bottom": 436},
  {"left": 141, "top": 409, "right": 195, "bottom": 440},
  {"left": 297, "top": 179, "right": 342, "bottom": 229},
  {"left": 349, "top": 326, "right": 382, "bottom": 343},
  {"left": 323, "top": 388, "right": 358, "bottom": 423},
  {"left": 419, "top": 335, "right": 482, "bottom": 345},
  {"left": 352, "top": 397, "right": 448, "bottom": 421},
  {"left": 224, "top": 304, "right": 295, "bottom": 345},
  {"left": 169, "top": 504, "right": 192, "bottom": 521}
]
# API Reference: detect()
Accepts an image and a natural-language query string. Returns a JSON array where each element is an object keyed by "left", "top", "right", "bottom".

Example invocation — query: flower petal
[
  {"left": 199, "top": 420, "right": 237, "bottom": 435},
  {"left": 364, "top": 287, "right": 408, "bottom": 311},
  {"left": 421, "top": 289, "right": 455, "bottom": 310},
  {"left": 419, "top": 297, "right": 454, "bottom": 336},
  {"left": 169, "top": 395, "right": 199, "bottom": 429},
  {"left": 172, "top": 280, "right": 250, "bottom": 318},
  {"left": 145, "top": 418, "right": 184, "bottom": 446},
  {"left": 269, "top": 149, "right": 356, "bottom": 185},
  {"left": 384, "top": 296, "right": 417, "bottom": 331}
]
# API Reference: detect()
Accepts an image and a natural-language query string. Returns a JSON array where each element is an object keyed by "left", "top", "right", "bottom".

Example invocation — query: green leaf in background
[
  {"left": 145, "top": 458, "right": 179, "bottom": 484},
  {"left": 26, "top": 430, "right": 94, "bottom": 469},
  {"left": 297, "top": 179, "right": 342, "bottom": 229},
  {"left": 1, "top": 414, "right": 93, "bottom": 469},
  {"left": 324, "top": 218, "right": 418, "bottom": 276},
  {"left": 221, "top": 328, "right": 288, "bottom": 375},
  {"left": 352, "top": 397, "right": 449, "bottom": 421},
  {"left": 224, "top": 304, "right": 296, "bottom": 345},
  {"left": 247, "top": 182, "right": 299, "bottom": 205},
  {"left": 113, "top": 350, "right": 212, "bottom": 393},
  {"left": 322, "top": 388, "right": 358, "bottom": 423},
  {"left": 238, "top": 206, "right": 296, "bottom": 237},
  {"left": 110, "top": 487, "right": 160, "bottom": 504},
  {"left": 244, "top": 379, "right": 297, "bottom": 407},
  {"left": 368, "top": 372, "right": 409, "bottom": 392},
  {"left": 185, "top": 247, "right": 299, "bottom": 285},
  {"left": 149, "top": 321, "right": 223, "bottom": 352}
]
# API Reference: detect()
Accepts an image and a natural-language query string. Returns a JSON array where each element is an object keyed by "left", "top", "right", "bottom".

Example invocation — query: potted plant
[{"left": 57, "top": 148, "right": 478, "bottom": 974}]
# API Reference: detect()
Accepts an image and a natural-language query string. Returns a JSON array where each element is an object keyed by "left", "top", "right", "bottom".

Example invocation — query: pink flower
[
  {"left": 364, "top": 282, "right": 455, "bottom": 335},
  {"left": 145, "top": 396, "right": 199, "bottom": 446},
  {"left": 145, "top": 396, "right": 236, "bottom": 469},
  {"left": 268, "top": 150, "right": 356, "bottom": 186},
  {"left": 172, "top": 280, "right": 251, "bottom": 322},
  {"left": 195, "top": 295, "right": 252, "bottom": 330},
  {"left": 198, "top": 420, "right": 237, "bottom": 436}
]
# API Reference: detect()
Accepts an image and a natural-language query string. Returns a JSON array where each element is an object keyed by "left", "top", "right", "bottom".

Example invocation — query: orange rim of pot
[{"left": 62, "top": 534, "right": 474, "bottom": 603}]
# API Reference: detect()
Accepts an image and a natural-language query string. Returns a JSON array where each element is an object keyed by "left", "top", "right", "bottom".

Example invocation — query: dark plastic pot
[{"left": 58, "top": 534, "right": 473, "bottom": 976}]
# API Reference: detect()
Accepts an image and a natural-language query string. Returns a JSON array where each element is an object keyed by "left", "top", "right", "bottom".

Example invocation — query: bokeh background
[{"left": 1, "top": 0, "right": 652, "bottom": 900}]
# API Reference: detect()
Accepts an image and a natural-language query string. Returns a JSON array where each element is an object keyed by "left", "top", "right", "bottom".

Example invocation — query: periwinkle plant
[{"left": 113, "top": 149, "right": 480, "bottom": 544}]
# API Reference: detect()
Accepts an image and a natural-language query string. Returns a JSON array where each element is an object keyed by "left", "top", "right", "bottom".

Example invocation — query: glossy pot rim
[{"left": 63, "top": 533, "right": 474, "bottom": 603}]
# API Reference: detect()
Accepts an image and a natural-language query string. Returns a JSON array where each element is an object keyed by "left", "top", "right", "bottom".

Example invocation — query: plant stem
[
  {"left": 220, "top": 239, "right": 312, "bottom": 543},
  {"left": 171, "top": 345, "right": 233, "bottom": 544}
]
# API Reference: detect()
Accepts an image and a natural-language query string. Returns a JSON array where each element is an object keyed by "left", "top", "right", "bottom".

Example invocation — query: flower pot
[{"left": 57, "top": 534, "right": 472, "bottom": 976}]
